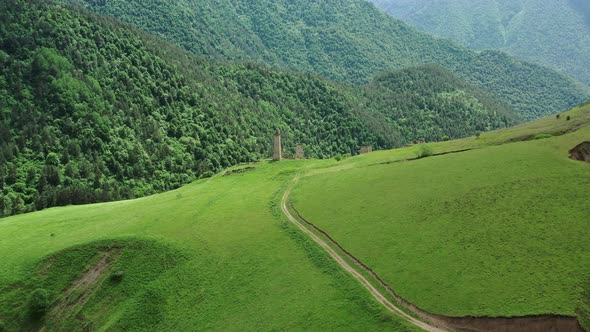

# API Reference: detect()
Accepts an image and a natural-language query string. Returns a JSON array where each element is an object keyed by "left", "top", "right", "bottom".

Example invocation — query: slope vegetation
[
  {"left": 63, "top": 0, "right": 590, "bottom": 119},
  {"left": 362, "top": 65, "right": 515, "bottom": 143},
  {"left": 1, "top": 102, "right": 589, "bottom": 330},
  {"left": 1, "top": 239, "right": 186, "bottom": 331},
  {"left": 0, "top": 0, "right": 515, "bottom": 217},
  {"left": 370, "top": 0, "right": 590, "bottom": 86},
  {"left": 289, "top": 102, "right": 590, "bottom": 318},
  {"left": 0, "top": 161, "right": 419, "bottom": 331}
]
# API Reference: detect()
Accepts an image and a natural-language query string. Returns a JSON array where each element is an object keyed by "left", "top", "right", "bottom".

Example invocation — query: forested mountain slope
[
  {"left": 362, "top": 65, "right": 515, "bottom": 142},
  {"left": 370, "top": 0, "right": 590, "bottom": 87},
  {"left": 0, "top": 0, "right": 514, "bottom": 217},
  {"left": 63, "top": 0, "right": 590, "bottom": 120}
]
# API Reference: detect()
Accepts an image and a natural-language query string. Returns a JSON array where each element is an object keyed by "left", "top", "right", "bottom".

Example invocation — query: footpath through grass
[
  {"left": 0, "top": 160, "right": 416, "bottom": 331},
  {"left": 1, "top": 102, "right": 589, "bottom": 330},
  {"left": 290, "top": 105, "right": 590, "bottom": 317}
]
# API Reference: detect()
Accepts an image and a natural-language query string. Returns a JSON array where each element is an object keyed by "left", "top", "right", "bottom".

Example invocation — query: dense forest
[
  {"left": 361, "top": 65, "right": 515, "bottom": 142},
  {"left": 0, "top": 0, "right": 515, "bottom": 217},
  {"left": 370, "top": 0, "right": 590, "bottom": 87},
  {"left": 62, "top": 0, "right": 590, "bottom": 120}
]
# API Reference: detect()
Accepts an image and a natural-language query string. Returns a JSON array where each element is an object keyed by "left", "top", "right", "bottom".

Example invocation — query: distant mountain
[
  {"left": 369, "top": 0, "right": 590, "bottom": 87},
  {"left": 0, "top": 0, "right": 514, "bottom": 217},
  {"left": 63, "top": 0, "right": 590, "bottom": 120}
]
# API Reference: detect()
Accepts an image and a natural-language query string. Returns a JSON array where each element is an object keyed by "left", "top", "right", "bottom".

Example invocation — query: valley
[
  {"left": 370, "top": 0, "right": 590, "bottom": 87},
  {"left": 1, "top": 0, "right": 589, "bottom": 331}
]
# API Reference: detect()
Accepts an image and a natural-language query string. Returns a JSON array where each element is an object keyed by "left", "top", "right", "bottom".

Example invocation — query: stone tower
[
  {"left": 360, "top": 146, "right": 373, "bottom": 154},
  {"left": 273, "top": 129, "right": 282, "bottom": 161},
  {"left": 296, "top": 144, "right": 304, "bottom": 159}
]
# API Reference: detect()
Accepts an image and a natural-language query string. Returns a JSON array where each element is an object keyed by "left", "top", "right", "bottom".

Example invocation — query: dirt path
[
  {"left": 280, "top": 176, "right": 447, "bottom": 332},
  {"left": 281, "top": 175, "right": 584, "bottom": 332}
]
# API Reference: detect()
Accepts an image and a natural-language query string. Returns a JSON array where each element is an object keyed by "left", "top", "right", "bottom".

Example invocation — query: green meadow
[
  {"left": 0, "top": 160, "right": 416, "bottom": 331},
  {"left": 290, "top": 104, "right": 590, "bottom": 317},
  {"left": 1, "top": 102, "right": 589, "bottom": 330}
]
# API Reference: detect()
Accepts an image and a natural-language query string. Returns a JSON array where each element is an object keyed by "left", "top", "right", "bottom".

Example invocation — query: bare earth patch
[
  {"left": 570, "top": 142, "right": 590, "bottom": 163},
  {"left": 40, "top": 249, "right": 119, "bottom": 331},
  {"left": 224, "top": 166, "right": 256, "bottom": 176}
]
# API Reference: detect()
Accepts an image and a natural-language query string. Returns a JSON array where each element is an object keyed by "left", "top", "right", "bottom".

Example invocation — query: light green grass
[
  {"left": 0, "top": 161, "right": 416, "bottom": 331},
  {"left": 1, "top": 103, "right": 589, "bottom": 330},
  {"left": 290, "top": 107, "right": 590, "bottom": 317},
  {"left": 3, "top": 239, "right": 187, "bottom": 331}
]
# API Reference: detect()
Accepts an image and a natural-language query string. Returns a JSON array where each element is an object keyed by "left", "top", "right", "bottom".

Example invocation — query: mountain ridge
[
  {"left": 370, "top": 0, "right": 590, "bottom": 87},
  {"left": 0, "top": 0, "right": 513, "bottom": 217},
  {"left": 62, "top": 0, "right": 590, "bottom": 120}
]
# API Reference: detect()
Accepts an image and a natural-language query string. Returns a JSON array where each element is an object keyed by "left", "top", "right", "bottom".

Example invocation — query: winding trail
[
  {"left": 280, "top": 174, "right": 585, "bottom": 332},
  {"left": 280, "top": 175, "right": 447, "bottom": 332}
]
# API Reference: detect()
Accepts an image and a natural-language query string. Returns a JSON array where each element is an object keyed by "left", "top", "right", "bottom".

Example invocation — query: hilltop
[
  {"left": 370, "top": 0, "right": 590, "bottom": 87},
  {"left": 63, "top": 0, "right": 590, "bottom": 120}
]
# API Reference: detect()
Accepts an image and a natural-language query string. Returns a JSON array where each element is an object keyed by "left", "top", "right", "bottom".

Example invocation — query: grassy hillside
[
  {"left": 0, "top": 160, "right": 417, "bottom": 331},
  {"left": 63, "top": 0, "right": 590, "bottom": 120},
  {"left": 1, "top": 101, "right": 589, "bottom": 329},
  {"left": 2, "top": 239, "right": 188, "bottom": 331},
  {"left": 370, "top": 0, "right": 590, "bottom": 86},
  {"left": 289, "top": 102, "right": 590, "bottom": 317},
  {"left": 1, "top": 0, "right": 518, "bottom": 218}
]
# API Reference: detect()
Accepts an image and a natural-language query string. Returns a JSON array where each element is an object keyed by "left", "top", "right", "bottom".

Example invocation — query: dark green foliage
[
  {"left": 534, "top": 134, "right": 553, "bottom": 140},
  {"left": 361, "top": 65, "right": 516, "bottom": 143},
  {"left": 0, "top": 0, "right": 517, "bottom": 217},
  {"left": 110, "top": 271, "right": 124, "bottom": 283},
  {"left": 370, "top": 0, "right": 590, "bottom": 86},
  {"left": 28, "top": 289, "right": 49, "bottom": 318},
  {"left": 61, "top": 0, "right": 590, "bottom": 119},
  {"left": 0, "top": 319, "right": 5, "bottom": 331},
  {"left": 0, "top": 0, "right": 384, "bottom": 216}
]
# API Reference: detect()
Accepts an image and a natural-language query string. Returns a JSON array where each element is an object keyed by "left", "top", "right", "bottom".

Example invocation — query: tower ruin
[
  {"left": 296, "top": 144, "right": 304, "bottom": 159},
  {"left": 360, "top": 146, "right": 373, "bottom": 154},
  {"left": 273, "top": 129, "right": 282, "bottom": 161}
]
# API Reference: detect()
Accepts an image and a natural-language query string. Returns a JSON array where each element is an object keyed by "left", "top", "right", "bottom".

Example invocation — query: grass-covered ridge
[
  {"left": 0, "top": 239, "right": 187, "bottom": 331},
  {"left": 62, "top": 0, "right": 590, "bottom": 119},
  {"left": 289, "top": 103, "right": 590, "bottom": 317}
]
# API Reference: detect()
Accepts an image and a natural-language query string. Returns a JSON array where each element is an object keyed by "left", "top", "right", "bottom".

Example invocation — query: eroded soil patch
[
  {"left": 570, "top": 142, "right": 590, "bottom": 163},
  {"left": 0, "top": 239, "right": 186, "bottom": 332},
  {"left": 42, "top": 248, "right": 119, "bottom": 331},
  {"left": 224, "top": 166, "right": 256, "bottom": 176}
]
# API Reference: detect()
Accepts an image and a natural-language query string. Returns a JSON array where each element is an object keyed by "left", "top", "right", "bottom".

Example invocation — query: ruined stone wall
[
  {"left": 360, "top": 146, "right": 373, "bottom": 154},
  {"left": 296, "top": 144, "right": 304, "bottom": 159}
]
